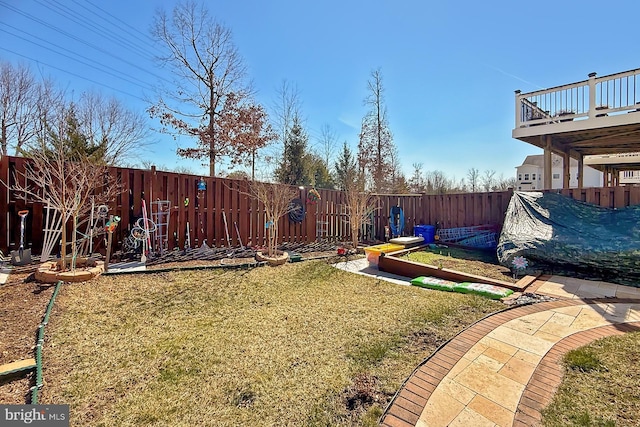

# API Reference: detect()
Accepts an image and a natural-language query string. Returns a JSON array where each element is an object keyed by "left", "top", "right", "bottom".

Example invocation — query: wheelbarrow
[{"left": 10, "top": 210, "right": 32, "bottom": 266}]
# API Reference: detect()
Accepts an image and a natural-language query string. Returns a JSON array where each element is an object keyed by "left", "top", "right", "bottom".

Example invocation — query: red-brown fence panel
[{"left": 4, "top": 155, "right": 640, "bottom": 255}]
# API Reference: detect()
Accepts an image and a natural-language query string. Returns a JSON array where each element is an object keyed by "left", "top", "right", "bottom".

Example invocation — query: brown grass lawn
[
  {"left": 41, "top": 261, "right": 502, "bottom": 426},
  {"left": 542, "top": 331, "right": 640, "bottom": 427}
]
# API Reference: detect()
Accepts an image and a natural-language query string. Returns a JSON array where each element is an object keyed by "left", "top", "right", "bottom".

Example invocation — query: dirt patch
[
  {"left": 343, "top": 373, "right": 388, "bottom": 412},
  {"left": 406, "top": 330, "right": 448, "bottom": 354},
  {"left": 403, "top": 246, "right": 517, "bottom": 283},
  {"left": 0, "top": 267, "right": 53, "bottom": 404}
]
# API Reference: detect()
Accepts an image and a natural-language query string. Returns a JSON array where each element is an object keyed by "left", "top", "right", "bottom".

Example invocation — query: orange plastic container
[{"left": 364, "top": 244, "right": 404, "bottom": 267}]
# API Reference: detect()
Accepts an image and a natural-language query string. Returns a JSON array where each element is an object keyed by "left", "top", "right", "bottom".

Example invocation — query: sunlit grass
[
  {"left": 42, "top": 261, "right": 501, "bottom": 426},
  {"left": 542, "top": 332, "right": 640, "bottom": 427}
]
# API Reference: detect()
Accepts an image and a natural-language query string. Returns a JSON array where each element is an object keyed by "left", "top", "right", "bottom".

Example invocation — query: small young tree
[
  {"left": 249, "top": 181, "right": 299, "bottom": 258},
  {"left": 10, "top": 104, "right": 120, "bottom": 270},
  {"left": 344, "top": 173, "right": 379, "bottom": 249}
]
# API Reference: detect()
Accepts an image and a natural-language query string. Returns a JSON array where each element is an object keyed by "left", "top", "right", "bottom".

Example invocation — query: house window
[
  {"left": 552, "top": 173, "right": 560, "bottom": 179},
  {"left": 532, "top": 173, "right": 536, "bottom": 180},
  {"left": 518, "top": 174, "right": 522, "bottom": 181},
  {"left": 524, "top": 173, "right": 529, "bottom": 180}
]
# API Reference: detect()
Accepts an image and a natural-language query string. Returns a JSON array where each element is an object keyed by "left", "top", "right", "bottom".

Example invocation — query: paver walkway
[{"left": 380, "top": 275, "right": 640, "bottom": 427}]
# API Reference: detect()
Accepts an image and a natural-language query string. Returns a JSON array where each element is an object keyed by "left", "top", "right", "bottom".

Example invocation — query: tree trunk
[
  {"left": 60, "top": 222, "right": 67, "bottom": 270},
  {"left": 71, "top": 214, "right": 77, "bottom": 271},
  {"left": 1, "top": 118, "right": 7, "bottom": 156},
  {"left": 251, "top": 149, "right": 256, "bottom": 180},
  {"left": 209, "top": 80, "right": 216, "bottom": 177}
]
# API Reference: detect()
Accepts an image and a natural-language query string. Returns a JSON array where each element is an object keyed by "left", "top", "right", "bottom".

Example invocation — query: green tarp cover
[{"left": 497, "top": 191, "right": 640, "bottom": 285}]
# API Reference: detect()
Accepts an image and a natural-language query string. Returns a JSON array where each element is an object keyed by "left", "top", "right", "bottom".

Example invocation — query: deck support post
[
  {"left": 577, "top": 154, "right": 584, "bottom": 188},
  {"left": 543, "top": 135, "right": 552, "bottom": 189},
  {"left": 562, "top": 151, "right": 570, "bottom": 189}
]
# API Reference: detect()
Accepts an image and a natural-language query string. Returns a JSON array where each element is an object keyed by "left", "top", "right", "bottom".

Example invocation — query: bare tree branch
[{"left": 150, "top": 1, "right": 257, "bottom": 176}]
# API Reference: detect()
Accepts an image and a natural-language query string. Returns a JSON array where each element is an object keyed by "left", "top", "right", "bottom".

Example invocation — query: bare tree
[
  {"left": 343, "top": 174, "right": 378, "bottom": 249},
  {"left": 0, "top": 61, "right": 64, "bottom": 156},
  {"left": 149, "top": 1, "right": 254, "bottom": 176},
  {"left": 10, "top": 103, "right": 120, "bottom": 271},
  {"left": 75, "top": 91, "right": 150, "bottom": 165},
  {"left": 481, "top": 169, "right": 496, "bottom": 192},
  {"left": 269, "top": 79, "right": 302, "bottom": 178},
  {"left": 389, "top": 146, "right": 408, "bottom": 193},
  {"left": 358, "top": 68, "right": 395, "bottom": 193},
  {"left": 248, "top": 181, "right": 298, "bottom": 258},
  {"left": 409, "top": 162, "right": 425, "bottom": 193},
  {"left": 19, "top": 91, "right": 150, "bottom": 167},
  {"left": 272, "top": 80, "right": 302, "bottom": 148},
  {"left": 317, "top": 123, "right": 338, "bottom": 168},
  {"left": 493, "top": 173, "right": 516, "bottom": 191},
  {"left": 425, "top": 170, "right": 451, "bottom": 194},
  {"left": 467, "top": 167, "right": 480, "bottom": 192}
]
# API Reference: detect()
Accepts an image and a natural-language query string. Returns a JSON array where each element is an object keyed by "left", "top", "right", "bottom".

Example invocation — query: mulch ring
[{"left": 122, "top": 241, "right": 347, "bottom": 270}]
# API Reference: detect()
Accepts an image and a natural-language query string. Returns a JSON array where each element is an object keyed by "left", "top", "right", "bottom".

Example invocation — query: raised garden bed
[{"left": 377, "top": 245, "right": 535, "bottom": 292}]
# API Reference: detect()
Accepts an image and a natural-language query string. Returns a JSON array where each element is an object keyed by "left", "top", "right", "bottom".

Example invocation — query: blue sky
[{"left": 1, "top": 0, "right": 638, "bottom": 182}]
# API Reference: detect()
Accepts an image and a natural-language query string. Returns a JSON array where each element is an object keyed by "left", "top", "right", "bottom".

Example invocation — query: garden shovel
[{"left": 10, "top": 210, "right": 31, "bottom": 266}]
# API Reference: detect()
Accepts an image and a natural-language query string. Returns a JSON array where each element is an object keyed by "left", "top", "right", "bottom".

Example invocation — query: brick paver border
[{"left": 380, "top": 298, "right": 640, "bottom": 427}]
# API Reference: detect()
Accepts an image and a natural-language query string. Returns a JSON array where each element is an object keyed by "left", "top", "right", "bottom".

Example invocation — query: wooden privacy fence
[{"left": 2, "top": 155, "right": 640, "bottom": 256}]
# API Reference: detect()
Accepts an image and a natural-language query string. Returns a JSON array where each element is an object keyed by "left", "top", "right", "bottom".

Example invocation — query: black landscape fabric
[{"left": 497, "top": 191, "right": 640, "bottom": 286}]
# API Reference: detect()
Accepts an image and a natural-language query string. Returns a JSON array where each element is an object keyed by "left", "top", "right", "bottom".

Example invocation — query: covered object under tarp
[{"left": 497, "top": 191, "right": 640, "bottom": 286}]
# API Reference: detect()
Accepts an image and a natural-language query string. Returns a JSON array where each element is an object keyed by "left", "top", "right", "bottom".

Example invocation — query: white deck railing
[{"left": 515, "top": 69, "right": 640, "bottom": 128}]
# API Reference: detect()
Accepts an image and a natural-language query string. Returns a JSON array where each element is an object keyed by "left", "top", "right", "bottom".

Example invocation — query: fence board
[
  {"left": 631, "top": 187, "right": 640, "bottom": 206},
  {"left": 600, "top": 188, "right": 612, "bottom": 208},
  {"left": 614, "top": 186, "right": 626, "bottom": 208}
]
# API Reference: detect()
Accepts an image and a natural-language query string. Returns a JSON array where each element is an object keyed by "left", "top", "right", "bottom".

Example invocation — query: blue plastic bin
[{"left": 414, "top": 225, "right": 436, "bottom": 243}]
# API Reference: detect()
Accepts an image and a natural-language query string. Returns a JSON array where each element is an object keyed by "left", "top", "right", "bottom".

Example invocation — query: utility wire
[
  {"left": 0, "top": 0, "right": 170, "bottom": 84},
  {"left": 0, "top": 46, "right": 146, "bottom": 102},
  {"left": 41, "top": 0, "right": 153, "bottom": 59},
  {"left": 77, "top": 0, "right": 158, "bottom": 48},
  {"left": 0, "top": 24, "right": 154, "bottom": 91}
]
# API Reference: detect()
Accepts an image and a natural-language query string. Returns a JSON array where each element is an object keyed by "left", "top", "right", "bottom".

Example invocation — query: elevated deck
[{"left": 513, "top": 69, "right": 640, "bottom": 188}]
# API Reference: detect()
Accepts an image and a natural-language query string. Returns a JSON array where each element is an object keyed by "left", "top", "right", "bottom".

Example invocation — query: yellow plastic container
[{"left": 364, "top": 244, "right": 404, "bottom": 267}]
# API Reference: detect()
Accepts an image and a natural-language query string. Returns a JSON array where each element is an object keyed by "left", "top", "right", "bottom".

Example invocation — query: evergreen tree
[
  {"left": 305, "top": 153, "right": 334, "bottom": 189},
  {"left": 39, "top": 103, "right": 106, "bottom": 164},
  {"left": 275, "top": 116, "right": 308, "bottom": 185},
  {"left": 334, "top": 141, "right": 357, "bottom": 191}
]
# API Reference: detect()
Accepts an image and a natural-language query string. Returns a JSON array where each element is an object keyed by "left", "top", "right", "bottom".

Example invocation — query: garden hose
[
  {"left": 31, "top": 280, "right": 63, "bottom": 404},
  {"left": 288, "top": 198, "right": 306, "bottom": 223}
]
